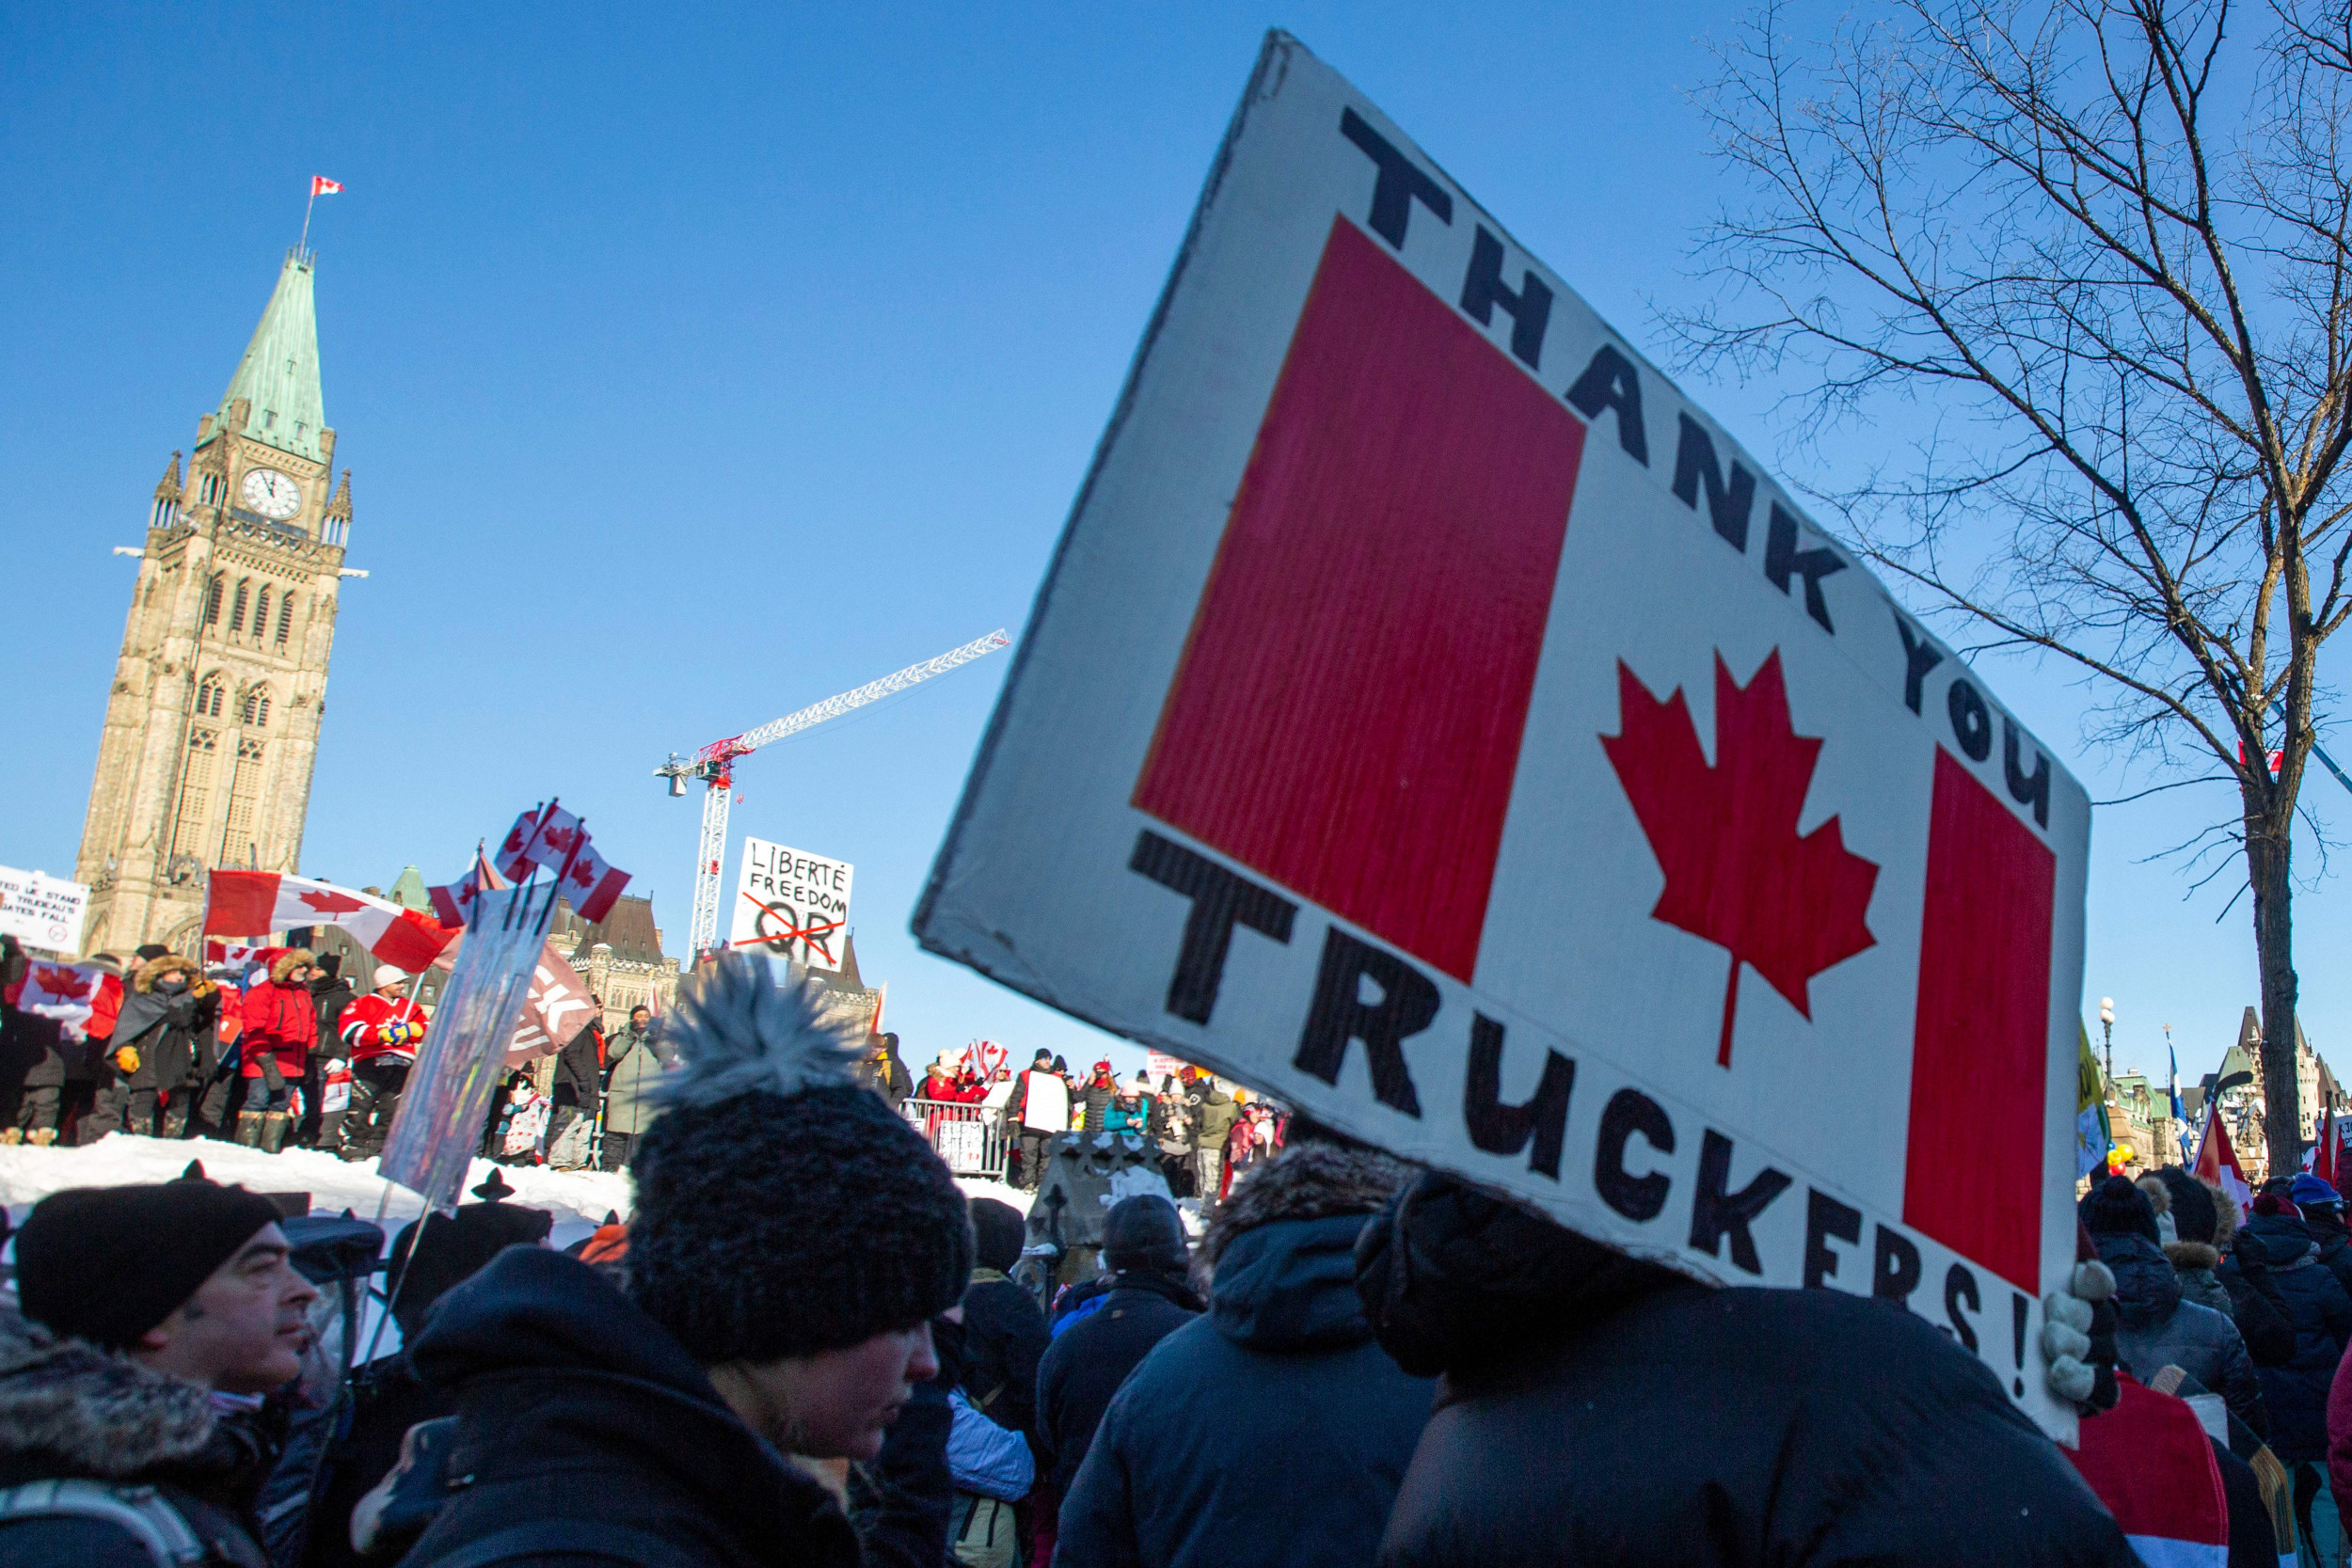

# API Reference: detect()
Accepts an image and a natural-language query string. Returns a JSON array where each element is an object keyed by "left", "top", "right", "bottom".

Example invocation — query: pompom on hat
[{"left": 626, "top": 953, "right": 971, "bottom": 1364}]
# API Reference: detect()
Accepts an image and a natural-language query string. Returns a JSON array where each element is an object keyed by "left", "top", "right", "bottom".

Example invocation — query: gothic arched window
[
  {"left": 253, "top": 586, "right": 271, "bottom": 641},
  {"left": 242, "top": 687, "right": 270, "bottom": 728},
  {"left": 196, "top": 675, "right": 226, "bottom": 720},
  {"left": 203, "top": 575, "right": 224, "bottom": 626},
  {"left": 228, "top": 581, "right": 249, "bottom": 635},
  {"left": 275, "top": 595, "right": 294, "bottom": 646}
]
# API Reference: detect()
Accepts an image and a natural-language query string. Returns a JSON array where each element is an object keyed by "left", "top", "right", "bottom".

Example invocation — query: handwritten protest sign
[
  {"left": 0, "top": 865, "right": 89, "bottom": 954},
  {"left": 916, "top": 33, "right": 2089, "bottom": 1435},
  {"left": 731, "top": 837, "right": 853, "bottom": 973}
]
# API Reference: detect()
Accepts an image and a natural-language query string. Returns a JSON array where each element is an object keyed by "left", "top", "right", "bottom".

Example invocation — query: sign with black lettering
[
  {"left": 733, "top": 837, "right": 853, "bottom": 973},
  {"left": 914, "top": 32, "right": 2088, "bottom": 1436}
]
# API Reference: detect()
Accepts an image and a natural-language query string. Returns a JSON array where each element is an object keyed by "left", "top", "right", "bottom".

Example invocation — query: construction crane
[{"left": 657, "top": 629, "right": 1012, "bottom": 958}]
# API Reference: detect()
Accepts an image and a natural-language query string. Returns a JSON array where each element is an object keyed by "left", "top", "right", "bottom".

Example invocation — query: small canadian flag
[{"left": 311, "top": 176, "right": 343, "bottom": 196}]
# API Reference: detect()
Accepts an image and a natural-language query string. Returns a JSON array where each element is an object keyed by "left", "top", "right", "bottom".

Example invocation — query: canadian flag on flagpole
[
  {"left": 205, "top": 870, "right": 454, "bottom": 973},
  {"left": 2191, "top": 1099, "right": 2255, "bottom": 1223},
  {"left": 428, "top": 846, "right": 508, "bottom": 927},
  {"left": 491, "top": 802, "right": 632, "bottom": 921},
  {"left": 311, "top": 176, "right": 343, "bottom": 196}
]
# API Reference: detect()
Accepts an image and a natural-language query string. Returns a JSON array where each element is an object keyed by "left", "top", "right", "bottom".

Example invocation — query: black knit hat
[
  {"left": 970, "top": 1197, "right": 1026, "bottom": 1275},
  {"left": 1103, "top": 1194, "right": 1186, "bottom": 1275},
  {"left": 2078, "top": 1174, "right": 2160, "bottom": 1243},
  {"left": 625, "top": 954, "right": 972, "bottom": 1363},
  {"left": 387, "top": 1200, "right": 554, "bottom": 1337},
  {"left": 2156, "top": 1166, "right": 2220, "bottom": 1245},
  {"left": 18, "top": 1182, "right": 284, "bottom": 1350}
]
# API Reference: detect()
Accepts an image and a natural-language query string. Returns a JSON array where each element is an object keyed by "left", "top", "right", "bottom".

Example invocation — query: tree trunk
[{"left": 2249, "top": 801, "right": 2304, "bottom": 1180}]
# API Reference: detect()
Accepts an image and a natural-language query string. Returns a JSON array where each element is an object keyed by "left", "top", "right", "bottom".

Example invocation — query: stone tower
[{"left": 74, "top": 247, "right": 355, "bottom": 956}]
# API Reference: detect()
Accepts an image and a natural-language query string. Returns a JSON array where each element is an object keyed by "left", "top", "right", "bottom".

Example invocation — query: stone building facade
[
  {"left": 74, "top": 247, "right": 356, "bottom": 957},
  {"left": 548, "top": 895, "right": 681, "bottom": 1030}
]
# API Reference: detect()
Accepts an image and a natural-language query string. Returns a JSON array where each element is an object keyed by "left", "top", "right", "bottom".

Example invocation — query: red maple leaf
[
  {"left": 1600, "top": 649, "right": 1880, "bottom": 1069},
  {"left": 296, "top": 889, "right": 366, "bottom": 914},
  {"left": 35, "top": 965, "right": 92, "bottom": 1001}
]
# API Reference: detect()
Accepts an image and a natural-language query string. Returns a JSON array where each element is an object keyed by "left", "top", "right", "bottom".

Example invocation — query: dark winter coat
[
  {"left": 854, "top": 1039, "right": 914, "bottom": 1111},
  {"left": 2168, "top": 1240, "right": 2237, "bottom": 1314},
  {"left": 1080, "top": 1076, "right": 1117, "bottom": 1133},
  {"left": 310, "top": 974, "right": 357, "bottom": 1059},
  {"left": 110, "top": 961, "right": 218, "bottom": 1091},
  {"left": 2095, "top": 1230, "right": 2266, "bottom": 1438},
  {"left": 961, "top": 1272, "right": 1049, "bottom": 1440},
  {"left": 2230, "top": 1212, "right": 2352, "bottom": 1463},
  {"left": 550, "top": 1025, "right": 603, "bottom": 1117},
  {"left": 1190, "top": 1088, "right": 1234, "bottom": 1151},
  {"left": 1035, "top": 1272, "right": 1200, "bottom": 1495},
  {"left": 2214, "top": 1243, "right": 2300, "bottom": 1369},
  {"left": 401, "top": 1246, "right": 864, "bottom": 1568},
  {"left": 1359, "top": 1173, "right": 2136, "bottom": 1568},
  {"left": 0, "top": 1308, "right": 277, "bottom": 1567},
  {"left": 1057, "top": 1213, "right": 1435, "bottom": 1568},
  {"left": 2304, "top": 1212, "right": 2352, "bottom": 1306}
]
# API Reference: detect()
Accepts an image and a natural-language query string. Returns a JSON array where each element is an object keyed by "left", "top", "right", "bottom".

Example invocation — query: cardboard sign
[
  {"left": 914, "top": 33, "right": 2089, "bottom": 1434},
  {"left": 731, "top": 837, "right": 854, "bottom": 973},
  {"left": 0, "top": 865, "right": 89, "bottom": 954}
]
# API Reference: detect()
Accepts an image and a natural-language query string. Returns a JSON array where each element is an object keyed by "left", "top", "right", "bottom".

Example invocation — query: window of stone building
[
  {"left": 254, "top": 586, "right": 271, "bottom": 641},
  {"left": 197, "top": 676, "right": 226, "bottom": 719},
  {"left": 228, "top": 581, "right": 249, "bottom": 635},
  {"left": 171, "top": 729, "right": 217, "bottom": 863},
  {"left": 243, "top": 687, "right": 270, "bottom": 728},
  {"left": 204, "top": 575, "right": 224, "bottom": 626},
  {"left": 274, "top": 594, "right": 294, "bottom": 646},
  {"left": 220, "top": 738, "right": 265, "bottom": 867}
]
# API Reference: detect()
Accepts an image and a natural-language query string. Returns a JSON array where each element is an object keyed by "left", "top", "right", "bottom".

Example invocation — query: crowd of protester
[
  {"left": 14, "top": 948, "right": 2352, "bottom": 1564},
  {"left": 0, "top": 932, "right": 669, "bottom": 1172}
]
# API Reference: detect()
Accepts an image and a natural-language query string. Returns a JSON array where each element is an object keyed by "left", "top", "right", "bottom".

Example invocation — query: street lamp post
[{"left": 2100, "top": 997, "right": 2116, "bottom": 1090}]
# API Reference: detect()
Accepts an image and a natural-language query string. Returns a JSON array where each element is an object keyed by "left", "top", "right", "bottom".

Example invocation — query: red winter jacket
[{"left": 241, "top": 978, "right": 316, "bottom": 1080}]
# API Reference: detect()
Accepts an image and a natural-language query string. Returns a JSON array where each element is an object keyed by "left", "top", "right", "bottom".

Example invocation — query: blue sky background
[{"left": 2, "top": 1, "right": 2342, "bottom": 1090}]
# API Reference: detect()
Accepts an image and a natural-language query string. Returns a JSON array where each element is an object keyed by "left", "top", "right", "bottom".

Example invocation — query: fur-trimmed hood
[
  {"left": 1204, "top": 1143, "right": 1411, "bottom": 1266},
  {"left": 0, "top": 1308, "right": 215, "bottom": 1478},
  {"left": 267, "top": 947, "right": 315, "bottom": 984},
  {"left": 2166, "top": 1240, "right": 2222, "bottom": 1271},
  {"left": 132, "top": 954, "right": 204, "bottom": 994}
]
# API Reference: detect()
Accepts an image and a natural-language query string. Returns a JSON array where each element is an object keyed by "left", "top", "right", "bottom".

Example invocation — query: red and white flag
[
  {"left": 203, "top": 941, "right": 286, "bottom": 987},
  {"left": 2192, "top": 1100, "right": 2254, "bottom": 1223},
  {"left": 311, "top": 175, "right": 342, "bottom": 196},
  {"left": 430, "top": 935, "right": 599, "bottom": 1066},
  {"left": 493, "top": 803, "right": 630, "bottom": 920},
  {"left": 10, "top": 961, "right": 121, "bottom": 1041},
  {"left": 205, "top": 870, "right": 454, "bottom": 973},
  {"left": 429, "top": 847, "right": 509, "bottom": 926},
  {"left": 555, "top": 835, "right": 630, "bottom": 924}
]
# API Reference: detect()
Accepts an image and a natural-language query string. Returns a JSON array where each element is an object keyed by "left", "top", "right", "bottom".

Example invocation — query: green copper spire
[{"left": 215, "top": 248, "right": 326, "bottom": 463}]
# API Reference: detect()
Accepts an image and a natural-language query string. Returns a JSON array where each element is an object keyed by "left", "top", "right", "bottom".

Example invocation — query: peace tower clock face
[{"left": 240, "top": 467, "right": 303, "bottom": 521}]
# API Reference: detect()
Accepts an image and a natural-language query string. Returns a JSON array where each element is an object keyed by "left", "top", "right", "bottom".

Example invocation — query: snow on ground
[
  {"left": 0, "top": 1132, "right": 1034, "bottom": 1232},
  {"left": 0, "top": 1132, "right": 635, "bottom": 1230}
]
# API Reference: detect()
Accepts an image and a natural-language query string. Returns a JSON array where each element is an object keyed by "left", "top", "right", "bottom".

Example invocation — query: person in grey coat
[
  {"left": 2080, "top": 1175, "right": 2266, "bottom": 1439},
  {"left": 598, "top": 1004, "right": 675, "bottom": 1169}
]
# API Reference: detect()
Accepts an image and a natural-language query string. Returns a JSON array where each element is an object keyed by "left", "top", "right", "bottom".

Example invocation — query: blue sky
[{"left": 3, "top": 1, "right": 2342, "bottom": 1091}]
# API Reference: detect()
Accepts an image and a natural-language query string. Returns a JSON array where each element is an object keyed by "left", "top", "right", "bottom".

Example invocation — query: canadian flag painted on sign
[{"left": 205, "top": 870, "right": 454, "bottom": 973}]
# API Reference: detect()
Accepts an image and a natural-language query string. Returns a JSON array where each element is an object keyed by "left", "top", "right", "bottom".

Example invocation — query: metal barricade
[{"left": 902, "top": 1097, "right": 1009, "bottom": 1180}]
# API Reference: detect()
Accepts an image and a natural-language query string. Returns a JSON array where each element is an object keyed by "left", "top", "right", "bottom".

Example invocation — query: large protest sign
[
  {"left": 916, "top": 33, "right": 2089, "bottom": 1434},
  {"left": 731, "top": 837, "right": 853, "bottom": 973},
  {"left": 0, "top": 865, "right": 90, "bottom": 953}
]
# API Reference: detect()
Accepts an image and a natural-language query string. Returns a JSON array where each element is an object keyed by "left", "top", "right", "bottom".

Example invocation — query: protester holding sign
[
  {"left": 1357, "top": 1169, "right": 2134, "bottom": 1565},
  {"left": 1004, "top": 1049, "right": 1070, "bottom": 1192}
]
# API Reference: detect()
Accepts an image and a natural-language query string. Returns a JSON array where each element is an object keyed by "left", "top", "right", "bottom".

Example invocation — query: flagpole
[{"left": 300, "top": 186, "right": 316, "bottom": 254}]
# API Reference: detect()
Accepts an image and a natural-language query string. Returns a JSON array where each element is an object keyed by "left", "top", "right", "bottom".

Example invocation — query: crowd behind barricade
[
  {"left": 0, "top": 933, "right": 671, "bottom": 1172},
  {"left": 10, "top": 949, "right": 2352, "bottom": 1566},
  {"left": 895, "top": 1045, "right": 1288, "bottom": 1200}
]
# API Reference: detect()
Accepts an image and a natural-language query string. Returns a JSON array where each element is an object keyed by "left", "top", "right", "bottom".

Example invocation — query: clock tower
[{"left": 74, "top": 246, "right": 356, "bottom": 956}]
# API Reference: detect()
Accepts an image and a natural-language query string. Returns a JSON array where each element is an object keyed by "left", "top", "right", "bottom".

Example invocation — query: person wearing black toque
[
  {"left": 393, "top": 952, "right": 970, "bottom": 1568},
  {"left": 1359, "top": 1170, "right": 2137, "bottom": 1568},
  {"left": 1034, "top": 1196, "right": 1201, "bottom": 1511},
  {"left": 0, "top": 1179, "right": 319, "bottom": 1565},
  {"left": 300, "top": 1196, "right": 554, "bottom": 1568}
]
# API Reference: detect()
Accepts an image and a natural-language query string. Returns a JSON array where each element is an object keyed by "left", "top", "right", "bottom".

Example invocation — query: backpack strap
[
  {"left": 0, "top": 1479, "right": 208, "bottom": 1568},
  {"left": 407, "top": 1518, "right": 704, "bottom": 1568}
]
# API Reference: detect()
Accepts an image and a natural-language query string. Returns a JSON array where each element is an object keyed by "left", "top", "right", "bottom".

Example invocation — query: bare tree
[{"left": 1670, "top": 0, "right": 2352, "bottom": 1173}]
